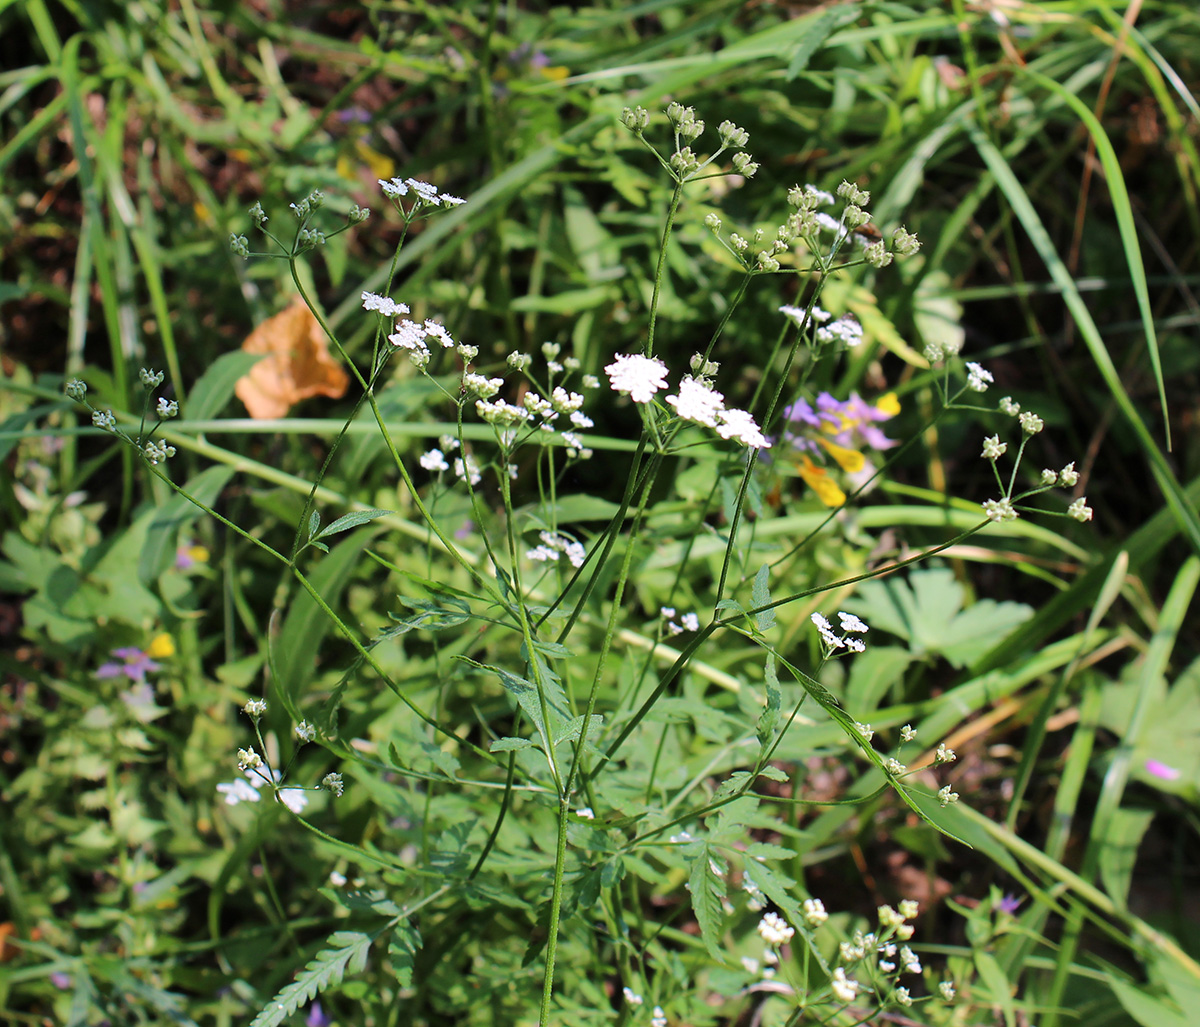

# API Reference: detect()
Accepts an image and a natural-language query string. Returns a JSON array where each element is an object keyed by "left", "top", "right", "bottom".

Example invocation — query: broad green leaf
[
  {"left": 846, "top": 567, "right": 1032, "bottom": 669},
  {"left": 1110, "top": 978, "right": 1190, "bottom": 1027},
  {"left": 138, "top": 465, "right": 235, "bottom": 583},
  {"left": 1098, "top": 808, "right": 1154, "bottom": 909},
  {"left": 184, "top": 350, "right": 265, "bottom": 421}
]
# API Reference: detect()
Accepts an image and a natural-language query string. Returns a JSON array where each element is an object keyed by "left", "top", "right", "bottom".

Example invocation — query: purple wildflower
[
  {"left": 306, "top": 1002, "right": 333, "bottom": 1027},
  {"left": 96, "top": 647, "right": 161, "bottom": 683},
  {"left": 1145, "top": 759, "right": 1181, "bottom": 781},
  {"left": 994, "top": 893, "right": 1023, "bottom": 914}
]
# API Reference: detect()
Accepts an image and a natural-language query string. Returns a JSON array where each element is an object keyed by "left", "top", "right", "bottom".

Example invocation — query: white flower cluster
[
  {"left": 816, "top": 314, "right": 863, "bottom": 347},
  {"left": 756, "top": 911, "right": 795, "bottom": 945},
  {"left": 526, "top": 531, "right": 586, "bottom": 569},
  {"left": 811, "top": 611, "right": 869, "bottom": 653},
  {"left": 981, "top": 389, "right": 1092, "bottom": 523},
  {"left": 217, "top": 766, "right": 309, "bottom": 814},
  {"left": 660, "top": 606, "right": 700, "bottom": 635},
  {"left": 389, "top": 318, "right": 457, "bottom": 368},
  {"left": 378, "top": 177, "right": 465, "bottom": 208},
  {"left": 604, "top": 352, "right": 769, "bottom": 449},
  {"left": 778, "top": 303, "right": 832, "bottom": 329},
  {"left": 361, "top": 291, "right": 410, "bottom": 318}
]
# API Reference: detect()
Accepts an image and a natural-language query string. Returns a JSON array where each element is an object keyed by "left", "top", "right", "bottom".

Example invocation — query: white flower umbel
[
  {"left": 1059, "top": 462, "right": 1080, "bottom": 486},
  {"left": 650, "top": 1006, "right": 667, "bottom": 1027},
  {"left": 936, "top": 744, "right": 956, "bottom": 764},
  {"left": 1068, "top": 497, "right": 1093, "bottom": 522},
  {"left": 1019, "top": 410, "right": 1044, "bottom": 434},
  {"left": 605, "top": 353, "right": 669, "bottom": 403},
  {"left": 623, "top": 987, "right": 643, "bottom": 1006},
  {"left": 999, "top": 396, "right": 1020, "bottom": 415}
]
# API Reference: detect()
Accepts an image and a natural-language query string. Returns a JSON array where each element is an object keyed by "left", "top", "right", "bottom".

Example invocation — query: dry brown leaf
[{"left": 234, "top": 300, "right": 350, "bottom": 418}]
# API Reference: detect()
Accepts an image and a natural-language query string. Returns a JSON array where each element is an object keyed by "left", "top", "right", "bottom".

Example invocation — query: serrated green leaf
[
  {"left": 757, "top": 653, "right": 781, "bottom": 750},
  {"left": 686, "top": 845, "right": 728, "bottom": 964},
  {"left": 752, "top": 563, "right": 775, "bottom": 633},
  {"left": 248, "top": 930, "right": 374, "bottom": 1027},
  {"left": 314, "top": 508, "right": 393, "bottom": 541},
  {"left": 388, "top": 923, "right": 422, "bottom": 990},
  {"left": 490, "top": 736, "right": 535, "bottom": 752}
]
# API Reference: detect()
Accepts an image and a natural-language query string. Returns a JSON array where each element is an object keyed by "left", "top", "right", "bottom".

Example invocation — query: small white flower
[
  {"left": 660, "top": 607, "right": 676, "bottom": 620},
  {"left": 802, "top": 898, "right": 828, "bottom": 927},
  {"left": 999, "top": 395, "right": 1020, "bottom": 415},
  {"left": 900, "top": 946, "right": 921, "bottom": 973},
  {"left": 605, "top": 353, "right": 669, "bottom": 404},
  {"left": 623, "top": 986, "right": 643, "bottom": 1006},
  {"left": 740, "top": 956, "right": 760, "bottom": 974},
  {"left": 885, "top": 758, "right": 907, "bottom": 776},
  {"left": 900, "top": 724, "right": 917, "bottom": 743},
  {"left": 896, "top": 922, "right": 914, "bottom": 940},
  {"left": 321, "top": 772, "right": 345, "bottom": 797},
  {"left": 939, "top": 980, "right": 956, "bottom": 1000},
  {"left": 576, "top": 807, "right": 595, "bottom": 820},
  {"left": 965, "top": 361, "right": 993, "bottom": 392},
  {"left": 328, "top": 870, "right": 347, "bottom": 886},
  {"left": 938, "top": 784, "right": 959, "bottom": 806},
  {"left": 237, "top": 747, "right": 262, "bottom": 770},
  {"left": 680, "top": 612, "right": 700, "bottom": 632},
  {"left": 650, "top": 1006, "right": 667, "bottom": 1027},
  {"left": 1059, "top": 461, "right": 1080, "bottom": 486},
  {"left": 899, "top": 899, "right": 919, "bottom": 919},
  {"left": 156, "top": 397, "right": 178, "bottom": 418},
  {"left": 855, "top": 722, "right": 874, "bottom": 742},
  {"left": 420, "top": 449, "right": 449, "bottom": 472},
  {"left": 1019, "top": 411, "right": 1044, "bottom": 434},
  {"left": 1068, "top": 497, "right": 1093, "bottom": 522},
  {"left": 757, "top": 912, "right": 795, "bottom": 945},
  {"left": 243, "top": 699, "right": 267, "bottom": 719},
  {"left": 895, "top": 986, "right": 912, "bottom": 1006},
  {"left": 936, "top": 744, "right": 957, "bottom": 764},
  {"left": 294, "top": 720, "right": 316, "bottom": 743},
  {"left": 982, "top": 435, "right": 1007, "bottom": 460},
  {"left": 831, "top": 966, "right": 859, "bottom": 1003}
]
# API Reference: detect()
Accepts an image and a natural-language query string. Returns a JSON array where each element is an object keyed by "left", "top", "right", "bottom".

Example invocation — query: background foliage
[{"left": 2, "top": 1, "right": 1200, "bottom": 1025}]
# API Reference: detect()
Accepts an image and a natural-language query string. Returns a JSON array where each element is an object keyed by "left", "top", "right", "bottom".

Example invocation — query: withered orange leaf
[{"left": 234, "top": 300, "right": 350, "bottom": 419}]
